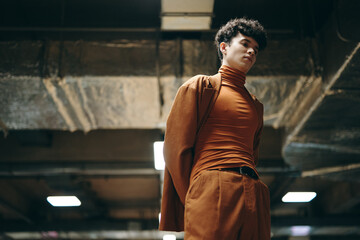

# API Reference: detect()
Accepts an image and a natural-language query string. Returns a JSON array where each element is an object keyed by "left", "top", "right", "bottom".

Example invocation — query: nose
[{"left": 248, "top": 48, "right": 255, "bottom": 56}]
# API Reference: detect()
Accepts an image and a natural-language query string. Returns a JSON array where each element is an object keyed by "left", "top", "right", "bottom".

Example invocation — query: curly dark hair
[{"left": 215, "top": 18, "right": 267, "bottom": 61}]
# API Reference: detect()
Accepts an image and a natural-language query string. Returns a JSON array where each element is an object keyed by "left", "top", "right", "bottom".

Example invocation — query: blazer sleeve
[
  {"left": 253, "top": 102, "right": 264, "bottom": 166},
  {"left": 163, "top": 83, "right": 198, "bottom": 205}
]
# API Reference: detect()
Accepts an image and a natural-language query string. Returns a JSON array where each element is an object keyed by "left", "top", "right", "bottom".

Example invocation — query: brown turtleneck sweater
[{"left": 190, "top": 65, "right": 261, "bottom": 183}]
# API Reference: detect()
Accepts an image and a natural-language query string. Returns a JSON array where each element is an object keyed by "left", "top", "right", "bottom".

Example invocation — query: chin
[
  {"left": 236, "top": 66, "right": 249, "bottom": 73},
  {"left": 241, "top": 65, "right": 253, "bottom": 73}
]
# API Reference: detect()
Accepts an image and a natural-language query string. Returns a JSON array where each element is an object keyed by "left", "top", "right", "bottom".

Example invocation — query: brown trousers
[{"left": 184, "top": 170, "right": 271, "bottom": 240}]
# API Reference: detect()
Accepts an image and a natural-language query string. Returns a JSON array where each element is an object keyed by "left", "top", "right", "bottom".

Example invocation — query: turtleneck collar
[{"left": 218, "top": 65, "right": 246, "bottom": 88}]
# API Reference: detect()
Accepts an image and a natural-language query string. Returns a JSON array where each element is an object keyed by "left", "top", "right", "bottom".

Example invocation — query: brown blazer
[{"left": 159, "top": 73, "right": 264, "bottom": 231}]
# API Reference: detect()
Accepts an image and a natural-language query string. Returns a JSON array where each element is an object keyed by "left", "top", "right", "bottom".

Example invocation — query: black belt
[{"left": 216, "top": 166, "right": 259, "bottom": 180}]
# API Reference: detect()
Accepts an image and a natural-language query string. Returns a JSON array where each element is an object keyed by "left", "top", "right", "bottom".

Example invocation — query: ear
[{"left": 220, "top": 42, "right": 227, "bottom": 55}]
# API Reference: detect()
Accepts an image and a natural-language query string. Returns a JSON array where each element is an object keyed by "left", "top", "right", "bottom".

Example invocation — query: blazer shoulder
[
  {"left": 181, "top": 75, "right": 209, "bottom": 89},
  {"left": 181, "top": 73, "right": 221, "bottom": 90}
]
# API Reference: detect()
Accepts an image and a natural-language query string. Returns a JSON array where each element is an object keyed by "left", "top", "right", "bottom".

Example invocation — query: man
[{"left": 160, "top": 18, "right": 270, "bottom": 240}]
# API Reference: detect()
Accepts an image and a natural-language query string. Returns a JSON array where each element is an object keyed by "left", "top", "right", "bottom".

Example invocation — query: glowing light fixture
[
  {"left": 282, "top": 192, "right": 317, "bottom": 203},
  {"left": 291, "top": 226, "right": 311, "bottom": 236},
  {"left": 154, "top": 141, "right": 165, "bottom": 170},
  {"left": 161, "top": 0, "right": 214, "bottom": 30},
  {"left": 163, "top": 234, "right": 176, "bottom": 240},
  {"left": 47, "top": 196, "right": 81, "bottom": 207}
]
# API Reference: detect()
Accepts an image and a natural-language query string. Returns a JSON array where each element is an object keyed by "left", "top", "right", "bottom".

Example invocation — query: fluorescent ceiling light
[
  {"left": 47, "top": 196, "right": 81, "bottom": 207},
  {"left": 162, "top": 16, "right": 212, "bottom": 30},
  {"left": 161, "top": 0, "right": 214, "bottom": 30},
  {"left": 163, "top": 234, "right": 176, "bottom": 240},
  {"left": 162, "top": 0, "right": 214, "bottom": 13},
  {"left": 291, "top": 226, "right": 311, "bottom": 236},
  {"left": 154, "top": 141, "right": 165, "bottom": 170},
  {"left": 282, "top": 192, "right": 317, "bottom": 203}
]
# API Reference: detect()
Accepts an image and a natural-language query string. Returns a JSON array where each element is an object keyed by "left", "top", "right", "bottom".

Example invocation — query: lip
[{"left": 243, "top": 56, "right": 253, "bottom": 63}]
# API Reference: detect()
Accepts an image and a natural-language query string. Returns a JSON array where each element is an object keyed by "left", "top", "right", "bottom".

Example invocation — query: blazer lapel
[{"left": 197, "top": 74, "right": 221, "bottom": 133}]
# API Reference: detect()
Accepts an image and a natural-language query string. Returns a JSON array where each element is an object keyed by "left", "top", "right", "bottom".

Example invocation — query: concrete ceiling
[{"left": 0, "top": 0, "right": 360, "bottom": 239}]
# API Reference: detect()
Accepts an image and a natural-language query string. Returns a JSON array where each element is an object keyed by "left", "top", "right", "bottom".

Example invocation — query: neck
[
  {"left": 218, "top": 65, "right": 246, "bottom": 87},
  {"left": 222, "top": 64, "right": 246, "bottom": 75},
  {"left": 221, "top": 60, "right": 248, "bottom": 74}
]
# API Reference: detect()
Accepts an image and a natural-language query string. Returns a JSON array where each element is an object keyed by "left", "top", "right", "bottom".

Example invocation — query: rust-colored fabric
[
  {"left": 159, "top": 72, "right": 264, "bottom": 232},
  {"left": 190, "top": 65, "right": 262, "bottom": 183},
  {"left": 184, "top": 170, "right": 271, "bottom": 240},
  {"left": 159, "top": 74, "right": 222, "bottom": 231}
]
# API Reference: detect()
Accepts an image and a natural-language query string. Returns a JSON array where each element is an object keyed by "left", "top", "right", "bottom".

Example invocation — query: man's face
[{"left": 220, "top": 32, "right": 259, "bottom": 74}]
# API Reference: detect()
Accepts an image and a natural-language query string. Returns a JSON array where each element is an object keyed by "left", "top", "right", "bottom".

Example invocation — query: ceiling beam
[
  {"left": 322, "top": 181, "right": 360, "bottom": 214},
  {"left": 282, "top": 20, "right": 360, "bottom": 169},
  {"left": 106, "top": 199, "right": 160, "bottom": 209},
  {"left": 0, "top": 199, "right": 32, "bottom": 224},
  {"left": 0, "top": 162, "right": 159, "bottom": 177},
  {"left": 0, "top": 219, "right": 159, "bottom": 232},
  {"left": 0, "top": 161, "right": 297, "bottom": 178},
  {"left": 302, "top": 163, "right": 360, "bottom": 177},
  {"left": 272, "top": 216, "right": 360, "bottom": 227},
  {"left": 0, "top": 233, "right": 13, "bottom": 240}
]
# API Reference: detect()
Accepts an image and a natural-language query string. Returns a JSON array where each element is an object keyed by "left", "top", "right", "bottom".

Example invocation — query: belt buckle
[
  {"left": 239, "top": 167, "right": 258, "bottom": 179},
  {"left": 239, "top": 167, "right": 249, "bottom": 177}
]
